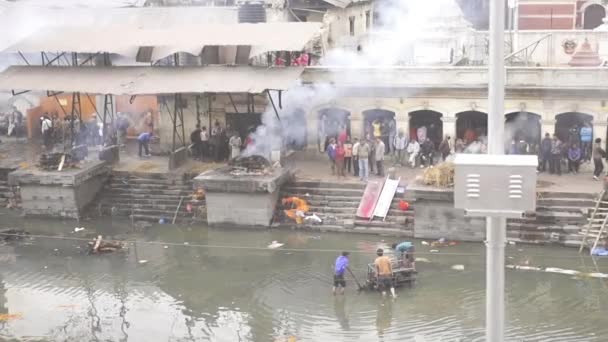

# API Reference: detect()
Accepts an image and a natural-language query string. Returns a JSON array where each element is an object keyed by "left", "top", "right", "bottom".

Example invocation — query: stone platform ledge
[
  {"left": 271, "top": 223, "right": 414, "bottom": 237},
  {"left": 194, "top": 166, "right": 292, "bottom": 193},
  {"left": 8, "top": 160, "right": 109, "bottom": 186}
]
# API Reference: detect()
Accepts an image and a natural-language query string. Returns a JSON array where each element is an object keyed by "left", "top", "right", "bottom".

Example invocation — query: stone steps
[
  {"left": 537, "top": 198, "right": 596, "bottom": 208},
  {"left": 537, "top": 191, "right": 596, "bottom": 200},
  {"left": 94, "top": 172, "right": 203, "bottom": 223},
  {"left": 307, "top": 205, "right": 413, "bottom": 217},
  {"left": 282, "top": 186, "right": 365, "bottom": 197},
  {"left": 288, "top": 180, "right": 366, "bottom": 190}
]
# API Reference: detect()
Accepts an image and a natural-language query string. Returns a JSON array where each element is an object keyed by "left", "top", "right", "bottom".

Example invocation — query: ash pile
[
  {"left": 38, "top": 153, "right": 73, "bottom": 171},
  {"left": 227, "top": 155, "right": 275, "bottom": 176}
]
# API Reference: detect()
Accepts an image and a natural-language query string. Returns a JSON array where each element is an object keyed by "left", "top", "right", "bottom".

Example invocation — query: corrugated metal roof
[
  {"left": 322, "top": 0, "right": 353, "bottom": 8},
  {"left": 0, "top": 65, "right": 304, "bottom": 95},
  {"left": 4, "top": 22, "right": 321, "bottom": 60}
]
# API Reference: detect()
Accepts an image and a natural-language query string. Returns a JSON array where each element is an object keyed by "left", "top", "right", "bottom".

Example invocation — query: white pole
[{"left": 488, "top": 0, "right": 506, "bottom": 341}]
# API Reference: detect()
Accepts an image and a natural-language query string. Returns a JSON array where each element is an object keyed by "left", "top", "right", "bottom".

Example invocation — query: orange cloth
[{"left": 282, "top": 197, "right": 309, "bottom": 224}]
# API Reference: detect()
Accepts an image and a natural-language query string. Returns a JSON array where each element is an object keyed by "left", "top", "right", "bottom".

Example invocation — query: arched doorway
[
  {"left": 505, "top": 111, "right": 541, "bottom": 154},
  {"left": 409, "top": 110, "right": 443, "bottom": 146},
  {"left": 456, "top": 111, "right": 488, "bottom": 144},
  {"left": 583, "top": 4, "right": 606, "bottom": 29},
  {"left": 362, "top": 109, "right": 396, "bottom": 153},
  {"left": 555, "top": 112, "right": 593, "bottom": 159},
  {"left": 318, "top": 108, "right": 350, "bottom": 152}
]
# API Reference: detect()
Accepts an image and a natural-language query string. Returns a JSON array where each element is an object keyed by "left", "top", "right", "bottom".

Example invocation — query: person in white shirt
[
  {"left": 406, "top": 139, "right": 420, "bottom": 168},
  {"left": 394, "top": 130, "right": 408, "bottom": 166},
  {"left": 352, "top": 138, "right": 360, "bottom": 177},
  {"left": 200, "top": 126, "right": 210, "bottom": 160},
  {"left": 41, "top": 116, "right": 53, "bottom": 149},
  {"left": 229, "top": 134, "right": 242, "bottom": 160}
]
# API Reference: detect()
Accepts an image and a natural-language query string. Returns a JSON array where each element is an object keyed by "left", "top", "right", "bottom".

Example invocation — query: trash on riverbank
[
  {"left": 430, "top": 238, "right": 458, "bottom": 248},
  {"left": 268, "top": 241, "right": 284, "bottom": 249},
  {"left": 507, "top": 264, "right": 608, "bottom": 279},
  {"left": 0, "top": 228, "right": 29, "bottom": 242},
  {"left": 87, "top": 235, "right": 126, "bottom": 254}
]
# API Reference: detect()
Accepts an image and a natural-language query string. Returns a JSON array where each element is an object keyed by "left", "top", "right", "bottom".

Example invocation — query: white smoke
[
  {"left": 243, "top": 0, "right": 475, "bottom": 160},
  {"left": 241, "top": 83, "right": 337, "bottom": 159}
]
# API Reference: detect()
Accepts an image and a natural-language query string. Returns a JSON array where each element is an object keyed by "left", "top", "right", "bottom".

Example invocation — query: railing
[{"left": 504, "top": 33, "right": 553, "bottom": 66}]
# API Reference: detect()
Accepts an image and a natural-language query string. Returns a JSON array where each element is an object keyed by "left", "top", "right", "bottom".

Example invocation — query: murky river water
[{"left": 1, "top": 210, "right": 608, "bottom": 342}]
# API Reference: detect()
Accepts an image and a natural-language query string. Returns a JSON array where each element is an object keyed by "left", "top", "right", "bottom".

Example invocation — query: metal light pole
[{"left": 487, "top": 0, "right": 506, "bottom": 341}]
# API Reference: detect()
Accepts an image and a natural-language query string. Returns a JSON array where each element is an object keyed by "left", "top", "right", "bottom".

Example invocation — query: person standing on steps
[
  {"left": 358, "top": 139, "right": 370, "bottom": 182},
  {"left": 335, "top": 141, "right": 346, "bottom": 178},
  {"left": 567, "top": 143, "right": 581, "bottom": 174},
  {"left": 394, "top": 130, "right": 407, "bottom": 166},
  {"left": 137, "top": 131, "right": 153, "bottom": 158},
  {"left": 407, "top": 139, "right": 420, "bottom": 168},
  {"left": 352, "top": 138, "right": 360, "bottom": 177},
  {"left": 375, "top": 137, "right": 385, "bottom": 177},
  {"left": 327, "top": 138, "right": 337, "bottom": 175},
  {"left": 593, "top": 138, "right": 606, "bottom": 180},
  {"left": 200, "top": 126, "right": 209, "bottom": 161},
  {"left": 190, "top": 124, "right": 202, "bottom": 160},
  {"left": 344, "top": 137, "right": 353, "bottom": 174},
  {"left": 439, "top": 136, "right": 452, "bottom": 161},
  {"left": 549, "top": 134, "right": 562, "bottom": 175},
  {"left": 539, "top": 133, "right": 552, "bottom": 172}
]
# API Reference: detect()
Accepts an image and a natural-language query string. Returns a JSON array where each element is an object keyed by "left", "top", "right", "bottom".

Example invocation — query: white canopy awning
[
  {"left": 3, "top": 22, "right": 322, "bottom": 61},
  {"left": 0, "top": 65, "right": 304, "bottom": 95}
]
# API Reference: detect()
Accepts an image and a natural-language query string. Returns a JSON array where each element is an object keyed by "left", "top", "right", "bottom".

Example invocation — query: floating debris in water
[
  {"left": 429, "top": 249, "right": 439, "bottom": 253},
  {"left": 508, "top": 241, "right": 516, "bottom": 245},
  {"left": 415, "top": 257, "right": 431, "bottom": 263},
  {"left": 421, "top": 241, "right": 429, "bottom": 246},
  {"left": 268, "top": 241, "right": 284, "bottom": 249},
  {"left": 74, "top": 227, "right": 85, "bottom": 233},
  {"left": 451, "top": 265, "right": 465, "bottom": 271},
  {"left": 138, "top": 260, "right": 148, "bottom": 264},
  {"left": 163, "top": 246, "right": 169, "bottom": 249}
]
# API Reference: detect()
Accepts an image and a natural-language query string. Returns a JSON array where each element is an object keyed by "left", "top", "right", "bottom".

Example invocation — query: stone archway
[
  {"left": 583, "top": 4, "right": 606, "bottom": 29},
  {"left": 505, "top": 111, "right": 542, "bottom": 153},
  {"left": 318, "top": 107, "right": 351, "bottom": 152},
  {"left": 362, "top": 109, "right": 396, "bottom": 153},
  {"left": 408, "top": 110, "right": 443, "bottom": 146},
  {"left": 555, "top": 112, "right": 594, "bottom": 159},
  {"left": 455, "top": 110, "right": 488, "bottom": 144}
]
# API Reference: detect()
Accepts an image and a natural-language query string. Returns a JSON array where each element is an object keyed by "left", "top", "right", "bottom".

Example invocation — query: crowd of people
[
  {"left": 190, "top": 121, "right": 252, "bottom": 162},
  {"left": 324, "top": 125, "right": 458, "bottom": 181},
  {"left": 536, "top": 132, "right": 607, "bottom": 180}
]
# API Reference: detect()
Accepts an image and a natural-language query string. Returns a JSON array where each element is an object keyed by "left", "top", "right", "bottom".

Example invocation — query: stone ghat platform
[
  {"left": 8, "top": 160, "right": 110, "bottom": 219},
  {"left": 194, "top": 166, "right": 291, "bottom": 227}
]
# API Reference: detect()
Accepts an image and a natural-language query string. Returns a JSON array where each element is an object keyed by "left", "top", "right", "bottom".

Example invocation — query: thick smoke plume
[{"left": 244, "top": 0, "right": 473, "bottom": 159}]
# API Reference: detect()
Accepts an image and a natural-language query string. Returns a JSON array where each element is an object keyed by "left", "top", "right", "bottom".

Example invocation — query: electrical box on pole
[{"left": 454, "top": 154, "right": 538, "bottom": 218}]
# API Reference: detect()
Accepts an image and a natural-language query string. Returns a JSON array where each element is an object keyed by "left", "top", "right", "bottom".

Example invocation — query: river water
[{"left": 1, "top": 210, "right": 608, "bottom": 342}]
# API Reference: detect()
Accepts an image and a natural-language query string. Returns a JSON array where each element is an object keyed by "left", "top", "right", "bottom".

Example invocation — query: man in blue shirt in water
[
  {"left": 391, "top": 241, "right": 415, "bottom": 270},
  {"left": 333, "top": 251, "right": 350, "bottom": 295}
]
